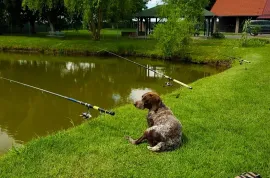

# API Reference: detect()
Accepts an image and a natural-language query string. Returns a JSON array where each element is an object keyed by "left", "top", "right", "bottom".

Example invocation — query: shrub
[
  {"left": 241, "top": 38, "right": 269, "bottom": 47},
  {"left": 249, "top": 26, "right": 261, "bottom": 36},
  {"left": 212, "top": 32, "right": 225, "bottom": 39},
  {"left": 116, "top": 44, "right": 136, "bottom": 55}
]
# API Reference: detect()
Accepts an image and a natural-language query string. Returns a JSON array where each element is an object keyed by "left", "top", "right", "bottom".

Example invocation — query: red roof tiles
[
  {"left": 258, "top": 0, "right": 270, "bottom": 19},
  {"left": 262, "top": 0, "right": 270, "bottom": 15},
  {"left": 211, "top": 0, "right": 267, "bottom": 16}
]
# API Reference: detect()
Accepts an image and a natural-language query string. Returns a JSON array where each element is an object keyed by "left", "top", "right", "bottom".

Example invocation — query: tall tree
[
  {"left": 0, "top": 0, "right": 5, "bottom": 34},
  {"left": 153, "top": 0, "right": 209, "bottom": 57},
  {"left": 22, "top": 0, "right": 66, "bottom": 32},
  {"left": 3, "top": 0, "right": 23, "bottom": 31},
  {"left": 64, "top": 0, "right": 148, "bottom": 40}
]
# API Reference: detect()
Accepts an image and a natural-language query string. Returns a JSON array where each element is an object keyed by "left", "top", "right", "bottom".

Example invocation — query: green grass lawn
[
  {"left": 0, "top": 29, "right": 157, "bottom": 55},
  {"left": 0, "top": 29, "right": 243, "bottom": 64},
  {"left": 0, "top": 43, "right": 269, "bottom": 177}
]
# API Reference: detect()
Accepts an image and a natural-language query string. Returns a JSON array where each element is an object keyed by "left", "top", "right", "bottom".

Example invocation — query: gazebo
[
  {"left": 134, "top": 6, "right": 216, "bottom": 37},
  {"left": 203, "top": 9, "right": 216, "bottom": 36}
]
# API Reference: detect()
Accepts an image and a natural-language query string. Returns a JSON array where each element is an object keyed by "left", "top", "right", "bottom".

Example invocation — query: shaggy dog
[{"left": 126, "top": 92, "right": 182, "bottom": 152}]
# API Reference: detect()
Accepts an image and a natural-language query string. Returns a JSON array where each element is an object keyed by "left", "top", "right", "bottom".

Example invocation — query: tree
[
  {"left": 3, "top": 0, "right": 23, "bottom": 31},
  {"left": 153, "top": 0, "right": 209, "bottom": 58},
  {"left": 21, "top": 6, "right": 39, "bottom": 34},
  {"left": 3, "top": 0, "right": 40, "bottom": 34},
  {"left": 64, "top": 0, "right": 148, "bottom": 40},
  {"left": 0, "top": 0, "right": 5, "bottom": 34},
  {"left": 22, "top": 0, "right": 66, "bottom": 32}
]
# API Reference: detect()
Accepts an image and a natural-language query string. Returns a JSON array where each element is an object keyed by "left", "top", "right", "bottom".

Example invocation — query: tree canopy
[
  {"left": 22, "top": 0, "right": 67, "bottom": 32},
  {"left": 64, "top": 0, "right": 148, "bottom": 40}
]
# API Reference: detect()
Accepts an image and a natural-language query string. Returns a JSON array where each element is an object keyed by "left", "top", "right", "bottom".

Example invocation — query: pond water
[{"left": 0, "top": 52, "right": 225, "bottom": 155}]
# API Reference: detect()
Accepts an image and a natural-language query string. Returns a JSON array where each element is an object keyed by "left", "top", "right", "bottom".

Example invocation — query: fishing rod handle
[
  {"left": 173, "top": 79, "right": 193, "bottom": 89},
  {"left": 92, "top": 105, "right": 115, "bottom": 116}
]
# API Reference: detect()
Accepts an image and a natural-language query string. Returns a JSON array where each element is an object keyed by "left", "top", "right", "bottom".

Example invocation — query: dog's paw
[
  {"left": 147, "top": 146, "right": 160, "bottom": 152},
  {"left": 124, "top": 136, "right": 136, "bottom": 144}
]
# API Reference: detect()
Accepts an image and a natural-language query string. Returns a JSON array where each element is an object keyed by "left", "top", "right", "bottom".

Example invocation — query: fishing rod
[
  {"left": 224, "top": 54, "right": 251, "bottom": 70},
  {"left": 224, "top": 55, "right": 251, "bottom": 64},
  {"left": 97, "top": 49, "right": 193, "bottom": 89},
  {"left": 0, "top": 77, "right": 115, "bottom": 119}
]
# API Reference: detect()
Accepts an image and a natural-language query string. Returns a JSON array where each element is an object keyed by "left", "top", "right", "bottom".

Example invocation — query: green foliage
[
  {"left": 241, "top": 38, "right": 269, "bottom": 47},
  {"left": 212, "top": 32, "right": 225, "bottom": 39},
  {"left": 116, "top": 44, "right": 136, "bottom": 55},
  {"left": 64, "top": 0, "right": 147, "bottom": 40},
  {"left": 22, "top": 0, "right": 62, "bottom": 11},
  {"left": 249, "top": 26, "right": 261, "bottom": 36},
  {"left": 153, "top": 18, "right": 192, "bottom": 57},
  {"left": 23, "top": 0, "right": 68, "bottom": 32},
  {"left": 239, "top": 19, "right": 251, "bottom": 47},
  {"left": 239, "top": 19, "right": 268, "bottom": 47},
  {"left": 153, "top": 0, "right": 209, "bottom": 57},
  {"left": 0, "top": 1, "right": 5, "bottom": 30}
]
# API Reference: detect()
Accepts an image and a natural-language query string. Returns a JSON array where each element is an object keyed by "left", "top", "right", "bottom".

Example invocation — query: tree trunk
[
  {"left": 89, "top": 7, "right": 103, "bottom": 41},
  {"left": 96, "top": 7, "right": 102, "bottom": 40},
  {"left": 49, "top": 21, "right": 55, "bottom": 32},
  {"left": 30, "top": 20, "right": 36, "bottom": 34},
  {"left": 48, "top": 14, "right": 56, "bottom": 32}
]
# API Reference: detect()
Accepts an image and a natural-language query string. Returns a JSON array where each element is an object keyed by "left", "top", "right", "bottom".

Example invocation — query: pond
[{"left": 0, "top": 52, "right": 226, "bottom": 155}]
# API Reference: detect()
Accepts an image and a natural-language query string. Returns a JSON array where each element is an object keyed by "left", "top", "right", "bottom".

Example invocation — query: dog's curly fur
[{"left": 126, "top": 92, "right": 182, "bottom": 152}]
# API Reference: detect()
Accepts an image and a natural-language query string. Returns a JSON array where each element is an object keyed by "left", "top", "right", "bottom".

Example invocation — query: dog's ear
[{"left": 150, "top": 94, "right": 161, "bottom": 112}]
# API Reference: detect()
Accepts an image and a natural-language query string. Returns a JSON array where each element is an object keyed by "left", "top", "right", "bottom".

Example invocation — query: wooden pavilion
[{"left": 134, "top": 6, "right": 216, "bottom": 37}]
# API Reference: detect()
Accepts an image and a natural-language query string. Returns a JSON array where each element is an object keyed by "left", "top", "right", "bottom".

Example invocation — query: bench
[{"left": 47, "top": 31, "right": 65, "bottom": 38}]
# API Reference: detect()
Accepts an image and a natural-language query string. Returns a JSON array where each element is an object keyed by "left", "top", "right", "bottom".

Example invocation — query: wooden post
[
  {"left": 137, "top": 18, "right": 139, "bottom": 35},
  {"left": 140, "top": 18, "right": 143, "bottom": 32},
  {"left": 204, "top": 19, "right": 206, "bottom": 36},
  {"left": 207, "top": 19, "right": 210, "bottom": 36},
  {"left": 213, "top": 18, "right": 217, "bottom": 33},
  {"left": 235, "top": 17, "right": 240, "bottom": 34}
]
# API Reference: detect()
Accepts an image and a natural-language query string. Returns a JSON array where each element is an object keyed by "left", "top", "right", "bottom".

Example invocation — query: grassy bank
[
  {"left": 0, "top": 43, "right": 269, "bottom": 177},
  {"left": 0, "top": 29, "right": 243, "bottom": 65}
]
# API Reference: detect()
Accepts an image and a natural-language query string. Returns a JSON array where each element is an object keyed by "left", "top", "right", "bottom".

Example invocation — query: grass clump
[
  {"left": 0, "top": 44, "right": 269, "bottom": 177},
  {"left": 241, "top": 38, "right": 270, "bottom": 47}
]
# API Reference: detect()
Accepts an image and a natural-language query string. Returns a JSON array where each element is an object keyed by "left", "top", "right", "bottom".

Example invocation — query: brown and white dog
[{"left": 126, "top": 92, "right": 182, "bottom": 152}]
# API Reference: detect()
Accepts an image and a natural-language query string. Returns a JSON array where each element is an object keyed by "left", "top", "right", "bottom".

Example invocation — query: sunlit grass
[{"left": 0, "top": 45, "right": 269, "bottom": 177}]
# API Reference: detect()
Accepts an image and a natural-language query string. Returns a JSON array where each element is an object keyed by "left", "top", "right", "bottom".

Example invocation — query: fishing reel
[
  {"left": 80, "top": 109, "right": 92, "bottom": 119},
  {"left": 239, "top": 59, "right": 251, "bottom": 65},
  {"left": 163, "top": 78, "right": 173, "bottom": 87},
  {"left": 239, "top": 59, "right": 251, "bottom": 70}
]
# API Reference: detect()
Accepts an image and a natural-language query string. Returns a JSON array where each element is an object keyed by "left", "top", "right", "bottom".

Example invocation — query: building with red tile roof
[
  {"left": 211, "top": 0, "right": 270, "bottom": 33},
  {"left": 258, "top": 0, "right": 270, "bottom": 19}
]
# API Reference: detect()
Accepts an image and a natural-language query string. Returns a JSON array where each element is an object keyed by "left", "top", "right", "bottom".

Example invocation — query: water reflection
[
  {"left": 129, "top": 88, "right": 153, "bottom": 102},
  {"left": 0, "top": 127, "right": 16, "bottom": 156},
  {"left": 0, "top": 53, "right": 226, "bottom": 155},
  {"left": 146, "top": 65, "right": 164, "bottom": 78}
]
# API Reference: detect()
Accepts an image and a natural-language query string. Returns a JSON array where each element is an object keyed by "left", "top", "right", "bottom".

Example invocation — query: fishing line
[
  {"left": 0, "top": 76, "right": 115, "bottom": 119},
  {"left": 97, "top": 49, "right": 193, "bottom": 89}
]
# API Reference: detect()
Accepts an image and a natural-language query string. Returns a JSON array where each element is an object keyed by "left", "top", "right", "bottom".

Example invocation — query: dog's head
[{"left": 134, "top": 92, "right": 162, "bottom": 111}]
